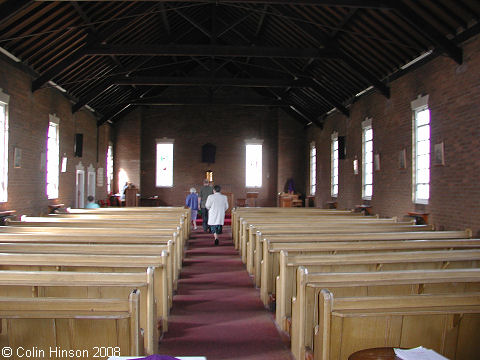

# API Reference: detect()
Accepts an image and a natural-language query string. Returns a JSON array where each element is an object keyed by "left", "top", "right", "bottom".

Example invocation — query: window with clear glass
[
  {"left": 106, "top": 144, "right": 113, "bottom": 194},
  {"left": 331, "top": 133, "right": 339, "bottom": 197},
  {"left": 46, "top": 115, "right": 60, "bottom": 199},
  {"left": 245, "top": 141, "right": 262, "bottom": 188},
  {"left": 0, "top": 90, "right": 9, "bottom": 202},
  {"left": 156, "top": 140, "right": 174, "bottom": 187},
  {"left": 413, "top": 106, "right": 430, "bottom": 204},
  {"left": 309, "top": 143, "right": 316, "bottom": 196},
  {"left": 362, "top": 119, "right": 373, "bottom": 200}
]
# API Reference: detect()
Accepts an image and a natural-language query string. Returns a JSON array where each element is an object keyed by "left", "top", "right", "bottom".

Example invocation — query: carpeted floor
[{"left": 157, "top": 226, "right": 294, "bottom": 360}]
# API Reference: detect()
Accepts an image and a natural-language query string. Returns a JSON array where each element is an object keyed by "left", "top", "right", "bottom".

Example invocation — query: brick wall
[
  {"left": 310, "top": 34, "right": 480, "bottom": 235},
  {"left": 114, "top": 104, "right": 306, "bottom": 208},
  {"left": 0, "top": 56, "right": 110, "bottom": 216}
]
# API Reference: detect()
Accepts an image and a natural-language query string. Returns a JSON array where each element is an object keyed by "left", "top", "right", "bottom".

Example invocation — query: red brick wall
[
  {"left": 0, "top": 56, "right": 109, "bottom": 216},
  {"left": 114, "top": 105, "right": 307, "bottom": 208},
  {"left": 278, "top": 111, "right": 307, "bottom": 201},
  {"left": 114, "top": 109, "right": 142, "bottom": 193},
  {"left": 310, "top": 34, "right": 480, "bottom": 235}
]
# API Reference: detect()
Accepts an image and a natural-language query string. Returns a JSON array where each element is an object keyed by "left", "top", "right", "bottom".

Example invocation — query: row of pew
[
  {"left": 231, "top": 207, "right": 480, "bottom": 360},
  {"left": 0, "top": 206, "right": 190, "bottom": 358}
]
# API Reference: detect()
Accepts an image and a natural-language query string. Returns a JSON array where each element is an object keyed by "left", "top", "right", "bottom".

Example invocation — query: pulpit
[{"left": 124, "top": 187, "right": 139, "bottom": 207}]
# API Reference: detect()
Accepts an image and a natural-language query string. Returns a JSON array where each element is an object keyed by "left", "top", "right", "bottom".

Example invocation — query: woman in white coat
[{"left": 205, "top": 185, "right": 229, "bottom": 245}]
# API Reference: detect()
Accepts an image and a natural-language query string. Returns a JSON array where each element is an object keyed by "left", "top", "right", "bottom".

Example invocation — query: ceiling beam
[
  {"left": 112, "top": 76, "right": 316, "bottom": 88},
  {"left": 393, "top": 2, "right": 463, "bottom": 64},
  {"left": 0, "top": 0, "right": 33, "bottom": 26},
  {"left": 31, "top": 48, "right": 87, "bottom": 92},
  {"left": 130, "top": 96, "right": 290, "bottom": 107},
  {"left": 36, "top": 1, "right": 395, "bottom": 9},
  {"left": 85, "top": 44, "right": 336, "bottom": 59}
]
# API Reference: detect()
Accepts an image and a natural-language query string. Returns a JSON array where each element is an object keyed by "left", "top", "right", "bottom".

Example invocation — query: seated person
[{"left": 86, "top": 195, "right": 100, "bottom": 209}]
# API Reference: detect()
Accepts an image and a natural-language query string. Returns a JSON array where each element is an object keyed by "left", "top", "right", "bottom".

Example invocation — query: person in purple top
[{"left": 185, "top": 187, "right": 199, "bottom": 230}]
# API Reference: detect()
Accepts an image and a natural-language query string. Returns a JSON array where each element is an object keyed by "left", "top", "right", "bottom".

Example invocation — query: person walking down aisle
[
  {"left": 198, "top": 179, "right": 213, "bottom": 233},
  {"left": 205, "top": 185, "right": 228, "bottom": 246},
  {"left": 185, "top": 187, "right": 199, "bottom": 230}
]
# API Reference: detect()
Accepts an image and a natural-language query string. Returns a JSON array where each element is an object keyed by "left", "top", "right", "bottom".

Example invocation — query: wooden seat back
[
  {"left": 0, "top": 268, "right": 157, "bottom": 355},
  {"left": 276, "top": 248, "right": 480, "bottom": 332},
  {"left": 314, "top": 291, "right": 480, "bottom": 360},
  {"left": 0, "top": 291, "right": 142, "bottom": 357},
  {"left": 291, "top": 267, "right": 480, "bottom": 360}
]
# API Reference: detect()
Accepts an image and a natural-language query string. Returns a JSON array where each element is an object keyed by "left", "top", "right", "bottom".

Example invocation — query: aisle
[{"left": 157, "top": 226, "right": 294, "bottom": 360}]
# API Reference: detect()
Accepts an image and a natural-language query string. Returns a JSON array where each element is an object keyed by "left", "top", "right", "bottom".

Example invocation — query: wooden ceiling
[{"left": 1, "top": 1, "right": 479, "bottom": 127}]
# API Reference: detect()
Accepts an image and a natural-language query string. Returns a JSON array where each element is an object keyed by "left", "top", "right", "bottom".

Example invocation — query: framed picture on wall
[
  {"left": 374, "top": 153, "right": 381, "bottom": 171},
  {"left": 399, "top": 148, "right": 406, "bottom": 169},
  {"left": 14, "top": 147, "right": 21, "bottom": 168},
  {"left": 434, "top": 142, "right": 445, "bottom": 166}
]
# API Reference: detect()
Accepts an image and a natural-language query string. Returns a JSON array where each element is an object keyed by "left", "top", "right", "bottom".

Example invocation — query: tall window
[
  {"left": 362, "top": 118, "right": 373, "bottom": 200},
  {"left": 46, "top": 114, "right": 60, "bottom": 199},
  {"left": 309, "top": 142, "right": 316, "bottom": 195},
  {"left": 412, "top": 95, "right": 430, "bottom": 204},
  {"left": 0, "top": 89, "right": 9, "bottom": 202},
  {"left": 106, "top": 143, "right": 113, "bottom": 193},
  {"left": 156, "top": 139, "right": 174, "bottom": 187},
  {"left": 331, "top": 132, "right": 339, "bottom": 197},
  {"left": 245, "top": 139, "right": 263, "bottom": 188}
]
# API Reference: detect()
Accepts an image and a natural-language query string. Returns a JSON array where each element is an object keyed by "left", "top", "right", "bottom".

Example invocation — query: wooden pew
[
  {"left": 276, "top": 248, "right": 480, "bottom": 333},
  {"left": 0, "top": 228, "right": 182, "bottom": 284},
  {"left": 241, "top": 217, "right": 403, "bottom": 264},
  {"left": 234, "top": 211, "right": 366, "bottom": 248},
  {"left": 8, "top": 216, "right": 188, "bottom": 244},
  {"left": 291, "top": 267, "right": 480, "bottom": 360},
  {"left": 0, "top": 291, "right": 142, "bottom": 358},
  {"left": 314, "top": 291, "right": 480, "bottom": 360},
  {"left": 232, "top": 208, "right": 361, "bottom": 246},
  {"left": 255, "top": 225, "right": 450, "bottom": 287},
  {"left": 0, "top": 231, "right": 179, "bottom": 290},
  {"left": 243, "top": 222, "right": 431, "bottom": 267},
  {"left": 0, "top": 269, "right": 157, "bottom": 355},
  {"left": 64, "top": 206, "right": 191, "bottom": 238},
  {"left": 254, "top": 229, "right": 472, "bottom": 287},
  {"left": 0, "top": 251, "right": 170, "bottom": 332},
  {"left": 0, "top": 242, "right": 175, "bottom": 309},
  {"left": 235, "top": 212, "right": 369, "bottom": 250},
  {"left": 261, "top": 236, "right": 479, "bottom": 306}
]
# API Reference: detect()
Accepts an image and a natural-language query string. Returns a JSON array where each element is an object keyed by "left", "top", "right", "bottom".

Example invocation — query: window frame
[
  {"left": 411, "top": 95, "right": 431, "bottom": 205},
  {"left": 245, "top": 139, "right": 263, "bottom": 188},
  {"left": 46, "top": 114, "right": 60, "bottom": 200},
  {"left": 106, "top": 143, "right": 113, "bottom": 194},
  {"left": 309, "top": 142, "right": 316, "bottom": 196},
  {"left": 156, "top": 139, "right": 174, "bottom": 188},
  {"left": 331, "top": 132, "right": 339, "bottom": 198},
  {"left": 0, "top": 89, "right": 9, "bottom": 203},
  {"left": 362, "top": 118, "right": 373, "bottom": 200}
]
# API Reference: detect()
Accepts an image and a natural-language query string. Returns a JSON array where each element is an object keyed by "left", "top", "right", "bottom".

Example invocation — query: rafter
[
  {"left": 36, "top": 1, "right": 395, "bottom": 9},
  {"left": 112, "top": 76, "right": 316, "bottom": 88},
  {"left": 130, "top": 96, "right": 289, "bottom": 107},
  {"left": 85, "top": 44, "right": 337, "bottom": 59},
  {"left": 393, "top": 2, "right": 463, "bottom": 64},
  {"left": 0, "top": 0, "right": 33, "bottom": 26}
]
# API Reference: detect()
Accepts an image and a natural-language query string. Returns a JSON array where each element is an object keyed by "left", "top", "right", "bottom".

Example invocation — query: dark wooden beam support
[
  {"left": 112, "top": 76, "right": 315, "bottom": 88},
  {"left": 130, "top": 96, "right": 289, "bottom": 107},
  {"left": 310, "top": 80, "right": 350, "bottom": 117},
  {"left": 174, "top": 8, "right": 211, "bottom": 39},
  {"left": 339, "top": 51, "right": 390, "bottom": 98},
  {"left": 85, "top": 44, "right": 337, "bottom": 59},
  {"left": 393, "top": 2, "right": 463, "bottom": 64},
  {"left": 72, "top": 79, "right": 115, "bottom": 114},
  {"left": 38, "top": 1, "right": 395, "bottom": 9},
  {"left": 31, "top": 48, "right": 87, "bottom": 92},
  {"left": 0, "top": 0, "right": 33, "bottom": 26}
]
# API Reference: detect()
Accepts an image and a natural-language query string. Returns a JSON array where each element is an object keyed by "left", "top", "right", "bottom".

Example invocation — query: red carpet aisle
[{"left": 157, "top": 226, "right": 294, "bottom": 360}]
